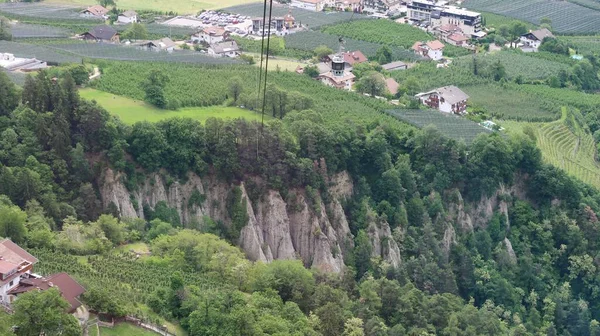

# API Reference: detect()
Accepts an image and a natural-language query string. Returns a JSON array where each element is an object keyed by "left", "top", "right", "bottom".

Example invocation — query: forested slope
[{"left": 0, "top": 68, "right": 600, "bottom": 336}]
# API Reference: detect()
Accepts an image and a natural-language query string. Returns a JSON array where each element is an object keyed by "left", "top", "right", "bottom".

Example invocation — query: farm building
[
  {"left": 415, "top": 85, "right": 469, "bottom": 114},
  {"left": 381, "top": 61, "right": 408, "bottom": 71},
  {"left": 520, "top": 28, "right": 554, "bottom": 51},
  {"left": 9, "top": 273, "right": 86, "bottom": 313},
  {"left": 141, "top": 37, "right": 177, "bottom": 52},
  {"left": 290, "top": 0, "right": 326, "bottom": 12},
  {"left": 324, "top": 50, "right": 367, "bottom": 71},
  {"left": 208, "top": 41, "right": 240, "bottom": 57},
  {"left": 412, "top": 40, "right": 444, "bottom": 61},
  {"left": 192, "top": 27, "right": 229, "bottom": 44},
  {"left": 0, "top": 53, "right": 47, "bottom": 71},
  {"left": 81, "top": 25, "right": 120, "bottom": 43},
  {"left": 80, "top": 5, "right": 109, "bottom": 19},
  {"left": 385, "top": 78, "right": 399, "bottom": 96},
  {"left": 117, "top": 10, "right": 138, "bottom": 24}
]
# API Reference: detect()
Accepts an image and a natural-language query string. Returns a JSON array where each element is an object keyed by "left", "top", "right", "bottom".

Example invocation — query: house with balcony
[
  {"left": 415, "top": 85, "right": 469, "bottom": 114},
  {"left": 0, "top": 239, "right": 38, "bottom": 305}
]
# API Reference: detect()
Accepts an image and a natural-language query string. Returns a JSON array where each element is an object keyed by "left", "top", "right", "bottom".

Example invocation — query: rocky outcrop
[
  {"left": 367, "top": 216, "right": 402, "bottom": 269},
  {"left": 98, "top": 168, "right": 398, "bottom": 273}
]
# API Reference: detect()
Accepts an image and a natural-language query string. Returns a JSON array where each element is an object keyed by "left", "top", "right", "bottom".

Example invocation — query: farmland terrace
[{"left": 463, "top": 0, "right": 600, "bottom": 34}]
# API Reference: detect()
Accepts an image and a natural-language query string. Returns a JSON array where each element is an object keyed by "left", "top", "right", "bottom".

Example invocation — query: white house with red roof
[
  {"left": 0, "top": 239, "right": 38, "bottom": 304},
  {"left": 192, "top": 26, "right": 229, "bottom": 44},
  {"left": 412, "top": 40, "right": 444, "bottom": 61},
  {"left": 80, "top": 5, "right": 110, "bottom": 19}
]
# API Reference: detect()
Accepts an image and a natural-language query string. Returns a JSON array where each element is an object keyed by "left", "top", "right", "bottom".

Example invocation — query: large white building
[
  {"left": 290, "top": 0, "right": 326, "bottom": 11},
  {"left": 407, "top": 1, "right": 482, "bottom": 37}
]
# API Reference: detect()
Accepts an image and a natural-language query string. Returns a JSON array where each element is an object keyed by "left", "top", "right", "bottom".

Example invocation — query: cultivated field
[
  {"left": 44, "top": 0, "right": 261, "bottom": 14},
  {"left": 80, "top": 89, "right": 267, "bottom": 124},
  {"left": 559, "top": 36, "right": 600, "bottom": 55},
  {"left": 387, "top": 108, "right": 492, "bottom": 144},
  {"left": 462, "top": 84, "right": 561, "bottom": 122},
  {"left": 0, "top": 40, "right": 82, "bottom": 64},
  {"left": 0, "top": 2, "right": 98, "bottom": 20},
  {"left": 284, "top": 30, "right": 421, "bottom": 61},
  {"left": 463, "top": 0, "right": 600, "bottom": 34},
  {"left": 453, "top": 50, "right": 570, "bottom": 80},
  {"left": 321, "top": 19, "right": 431, "bottom": 49},
  {"left": 223, "top": 3, "right": 367, "bottom": 28},
  {"left": 1, "top": 68, "right": 27, "bottom": 86},
  {"left": 502, "top": 109, "right": 600, "bottom": 189},
  {"left": 9, "top": 23, "right": 70, "bottom": 38}
]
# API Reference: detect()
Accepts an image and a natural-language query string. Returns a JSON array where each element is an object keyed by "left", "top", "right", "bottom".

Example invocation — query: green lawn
[
  {"left": 80, "top": 88, "right": 267, "bottom": 124},
  {"left": 45, "top": 0, "right": 260, "bottom": 14},
  {"left": 114, "top": 242, "right": 150, "bottom": 255},
  {"left": 100, "top": 323, "right": 157, "bottom": 336}
]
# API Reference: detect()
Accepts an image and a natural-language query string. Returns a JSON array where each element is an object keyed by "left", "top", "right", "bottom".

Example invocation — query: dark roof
[
  {"left": 9, "top": 273, "right": 85, "bottom": 313},
  {"left": 0, "top": 239, "right": 38, "bottom": 266},
  {"left": 381, "top": 61, "right": 407, "bottom": 70},
  {"left": 530, "top": 28, "right": 554, "bottom": 41},
  {"left": 431, "top": 10, "right": 441, "bottom": 19},
  {"left": 120, "top": 10, "right": 137, "bottom": 17},
  {"left": 86, "top": 25, "right": 118, "bottom": 40}
]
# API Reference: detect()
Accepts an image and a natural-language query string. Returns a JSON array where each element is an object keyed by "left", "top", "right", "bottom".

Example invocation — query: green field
[
  {"left": 481, "top": 11, "right": 536, "bottom": 29},
  {"left": 45, "top": 0, "right": 259, "bottom": 14},
  {"left": 80, "top": 88, "right": 267, "bottom": 124},
  {"left": 100, "top": 323, "right": 158, "bottom": 336},
  {"left": 462, "top": 84, "right": 560, "bottom": 122},
  {"left": 502, "top": 108, "right": 600, "bottom": 189}
]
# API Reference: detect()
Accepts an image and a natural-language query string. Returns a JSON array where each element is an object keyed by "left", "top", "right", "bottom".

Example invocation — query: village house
[
  {"left": 317, "top": 52, "right": 355, "bottom": 90},
  {"left": 290, "top": 0, "right": 326, "bottom": 12},
  {"left": 117, "top": 10, "right": 138, "bottom": 24},
  {"left": 415, "top": 85, "right": 469, "bottom": 114},
  {"left": 334, "top": 0, "right": 363, "bottom": 12},
  {"left": 142, "top": 37, "right": 177, "bottom": 52},
  {"left": 9, "top": 273, "right": 86, "bottom": 313},
  {"left": 0, "top": 240, "right": 85, "bottom": 314},
  {"left": 381, "top": 61, "right": 408, "bottom": 71},
  {"left": 412, "top": 40, "right": 444, "bottom": 61},
  {"left": 251, "top": 17, "right": 288, "bottom": 35},
  {"left": 0, "top": 239, "right": 38, "bottom": 305},
  {"left": 284, "top": 11, "right": 296, "bottom": 29},
  {"left": 208, "top": 40, "right": 240, "bottom": 57},
  {"left": 192, "top": 26, "right": 229, "bottom": 44},
  {"left": 446, "top": 33, "right": 470, "bottom": 46},
  {"left": 520, "top": 28, "right": 554, "bottom": 52},
  {"left": 363, "top": 0, "right": 400, "bottom": 14},
  {"left": 80, "top": 5, "right": 109, "bottom": 19},
  {"left": 325, "top": 50, "right": 367, "bottom": 71},
  {"left": 81, "top": 25, "right": 120, "bottom": 43},
  {"left": 385, "top": 77, "right": 399, "bottom": 96}
]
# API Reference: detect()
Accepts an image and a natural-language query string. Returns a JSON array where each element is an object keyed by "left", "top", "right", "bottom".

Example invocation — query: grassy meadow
[
  {"left": 44, "top": 0, "right": 260, "bottom": 14},
  {"left": 80, "top": 88, "right": 267, "bottom": 124},
  {"left": 99, "top": 323, "right": 158, "bottom": 336}
]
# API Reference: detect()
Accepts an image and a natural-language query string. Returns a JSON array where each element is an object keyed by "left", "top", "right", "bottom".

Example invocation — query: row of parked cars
[{"left": 196, "top": 10, "right": 250, "bottom": 26}]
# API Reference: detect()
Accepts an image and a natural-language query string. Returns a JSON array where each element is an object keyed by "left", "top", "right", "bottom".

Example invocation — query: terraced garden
[
  {"left": 463, "top": 0, "right": 600, "bottom": 33},
  {"left": 503, "top": 108, "right": 600, "bottom": 189}
]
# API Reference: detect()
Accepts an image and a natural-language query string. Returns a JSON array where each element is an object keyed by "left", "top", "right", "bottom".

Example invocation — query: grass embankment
[
  {"left": 45, "top": 0, "right": 259, "bottom": 13},
  {"left": 502, "top": 108, "right": 600, "bottom": 189},
  {"left": 99, "top": 323, "right": 158, "bottom": 336},
  {"left": 79, "top": 88, "right": 267, "bottom": 124}
]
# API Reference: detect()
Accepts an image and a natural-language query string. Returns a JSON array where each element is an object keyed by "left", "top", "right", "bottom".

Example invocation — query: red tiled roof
[
  {"left": 343, "top": 50, "right": 367, "bottom": 65},
  {"left": 82, "top": 5, "right": 109, "bottom": 16},
  {"left": 426, "top": 40, "right": 445, "bottom": 50},
  {"left": 9, "top": 273, "right": 85, "bottom": 313},
  {"left": 412, "top": 41, "right": 423, "bottom": 51},
  {"left": 448, "top": 33, "right": 469, "bottom": 42},
  {"left": 0, "top": 260, "right": 18, "bottom": 274},
  {"left": 385, "top": 78, "right": 399, "bottom": 95},
  {"left": 202, "top": 26, "right": 227, "bottom": 36},
  {"left": 0, "top": 239, "right": 38, "bottom": 266}
]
